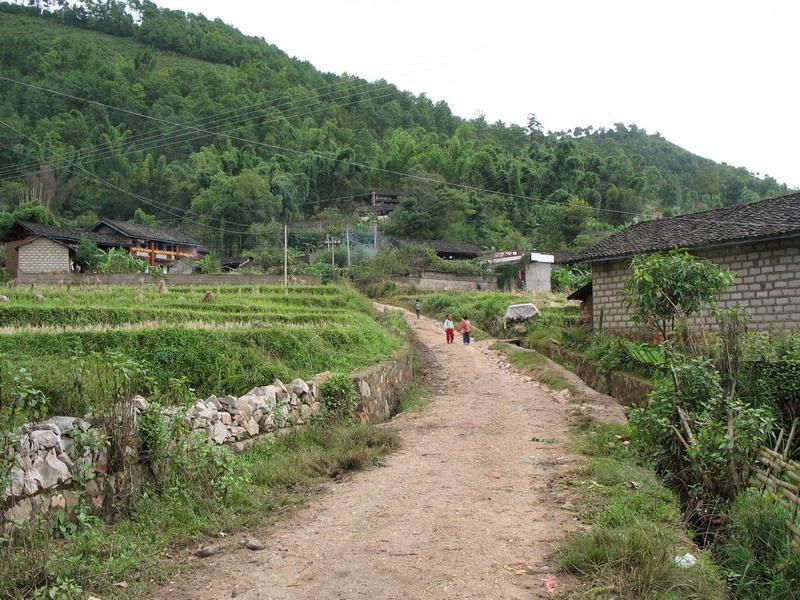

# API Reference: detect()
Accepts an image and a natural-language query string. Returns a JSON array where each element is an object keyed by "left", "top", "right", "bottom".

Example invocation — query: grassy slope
[{"left": 1, "top": 285, "right": 411, "bottom": 598}]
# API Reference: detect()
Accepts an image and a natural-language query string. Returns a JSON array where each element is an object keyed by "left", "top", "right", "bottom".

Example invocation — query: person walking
[
  {"left": 457, "top": 315, "right": 472, "bottom": 345},
  {"left": 443, "top": 313, "right": 455, "bottom": 344},
  {"left": 414, "top": 298, "right": 422, "bottom": 319}
]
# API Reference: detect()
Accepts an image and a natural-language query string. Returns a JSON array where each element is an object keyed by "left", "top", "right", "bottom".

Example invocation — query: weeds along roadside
[
  {"left": 491, "top": 342, "right": 727, "bottom": 598},
  {"left": 495, "top": 340, "right": 800, "bottom": 599}
]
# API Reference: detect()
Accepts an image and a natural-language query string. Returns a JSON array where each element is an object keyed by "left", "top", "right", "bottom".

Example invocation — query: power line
[
  {"left": 0, "top": 78, "right": 400, "bottom": 178},
  {"left": 2, "top": 76, "right": 795, "bottom": 228},
  {"left": 0, "top": 119, "right": 282, "bottom": 236}
]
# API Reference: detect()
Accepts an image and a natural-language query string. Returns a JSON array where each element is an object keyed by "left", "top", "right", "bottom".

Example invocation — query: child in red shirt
[{"left": 457, "top": 315, "right": 472, "bottom": 345}]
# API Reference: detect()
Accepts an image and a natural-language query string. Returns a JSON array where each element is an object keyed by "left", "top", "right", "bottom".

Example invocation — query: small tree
[
  {"left": 75, "top": 236, "right": 101, "bottom": 272},
  {"left": 623, "top": 249, "right": 734, "bottom": 340}
]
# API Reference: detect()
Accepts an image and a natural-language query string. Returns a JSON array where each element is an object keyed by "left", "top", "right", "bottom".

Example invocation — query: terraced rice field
[{"left": 0, "top": 284, "right": 402, "bottom": 419}]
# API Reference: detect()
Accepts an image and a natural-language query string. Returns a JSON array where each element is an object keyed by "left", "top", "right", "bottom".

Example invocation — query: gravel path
[{"left": 151, "top": 308, "right": 624, "bottom": 599}]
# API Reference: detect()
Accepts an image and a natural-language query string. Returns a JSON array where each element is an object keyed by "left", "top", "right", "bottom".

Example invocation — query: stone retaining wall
[
  {"left": 393, "top": 271, "right": 497, "bottom": 292},
  {"left": 1, "top": 347, "right": 414, "bottom": 529},
  {"left": 543, "top": 342, "right": 654, "bottom": 407},
  {"left": 15, "top": 273, "right": 322, "bottom": 286},
  {"left": 352, "top": 344, "right": 413, "bottom": 424}
]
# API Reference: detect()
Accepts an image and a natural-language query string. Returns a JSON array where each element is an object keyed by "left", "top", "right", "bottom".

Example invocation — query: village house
[
  {"left": 389, "top": 238, "right": 485, "bottom": 261},
  {"left": 2, "top": 219, "right": 207, "bottom": 278},
  {"left": 488, "top": 250, "right": 571, "bottom": 292},
  {"left": 569, "top": 193, "right": 800, "bottom": 333}
]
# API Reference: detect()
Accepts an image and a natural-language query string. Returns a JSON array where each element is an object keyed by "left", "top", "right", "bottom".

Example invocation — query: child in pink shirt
[{"left": 457, "top": 316, "right": 472, "bottom": 345}]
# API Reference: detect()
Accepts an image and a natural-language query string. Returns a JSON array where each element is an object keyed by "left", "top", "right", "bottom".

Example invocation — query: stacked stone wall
[
  {"left": 392, "top": 271, "right": 497, "bottom": 292},
  {"left": 1, "top": 347, "right": 413, "bottom": 528}
]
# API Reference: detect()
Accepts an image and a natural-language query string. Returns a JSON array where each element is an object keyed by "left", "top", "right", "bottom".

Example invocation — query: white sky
[{"left": 158, "top": 0, "right": 800, "bottom": 188}]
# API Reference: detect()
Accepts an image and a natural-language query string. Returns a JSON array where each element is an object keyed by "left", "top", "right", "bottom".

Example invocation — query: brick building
[{"left": 569, "top": 193, "right": 800, "bottom": 334}]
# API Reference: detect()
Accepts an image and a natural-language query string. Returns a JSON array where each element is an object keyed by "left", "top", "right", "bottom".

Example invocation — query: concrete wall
[
  {"left": 15, "top": 272, "right": 322, "bottom": 286},
  {"left": 17, "top": 237, "right": 70, "bottom": 275},
  {"left": 592, "top": 237, "right": 800, "bottom": 334},
  {"left": 393, "top": 271, "right": 497, "bottom": 291},
  {"left": 523, "top": 262, "right": 552, "bottom": 292}
]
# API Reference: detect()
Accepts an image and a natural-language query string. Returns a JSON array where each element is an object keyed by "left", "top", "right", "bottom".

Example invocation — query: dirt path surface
[{"left": 152, "top": 308, "right": 623, "bottom": 600}]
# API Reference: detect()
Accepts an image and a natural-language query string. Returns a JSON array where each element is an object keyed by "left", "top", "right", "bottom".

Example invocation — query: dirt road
[{"left": 152, "top": 309, "right": 624, "bottom": 599}]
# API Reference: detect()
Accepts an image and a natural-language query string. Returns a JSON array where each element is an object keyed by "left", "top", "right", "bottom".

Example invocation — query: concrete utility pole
[
  {"left": 327, "top": 234, "right": 335, "bottom": 267},
  {"left": 373, "top": 221, "right": 378, "bottom": 251},
  {"left": 346, "top": 227, "right": 351, "bottom": 267},
  {"left": 283, "top": 224, "right": 288, "bottom": 286}
]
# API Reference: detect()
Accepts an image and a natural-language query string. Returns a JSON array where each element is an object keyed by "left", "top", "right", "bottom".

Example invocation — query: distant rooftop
[{"left": 93, "top": 219, "right": 206, "bottom": 249}]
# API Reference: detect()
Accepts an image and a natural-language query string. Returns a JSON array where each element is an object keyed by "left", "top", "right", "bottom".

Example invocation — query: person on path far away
[
  {"left": 414, "top": 299, "right": 422, "bottom": 319},
  {"left": 443, "top": 313, "right": 455, "bottom": 344},
  {"left": 458, "top": 315, "right": 472, "bottom": 345}
]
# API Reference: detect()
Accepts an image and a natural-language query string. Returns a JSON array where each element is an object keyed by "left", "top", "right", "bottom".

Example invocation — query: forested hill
[{"left": 0, "top": 1, "right": 790, "bottom": 255}]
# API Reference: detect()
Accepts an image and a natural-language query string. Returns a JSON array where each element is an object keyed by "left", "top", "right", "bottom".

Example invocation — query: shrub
[
  {"left": 320, "top": 373, "right": 359, "bottom": 420},
  {"left": 75, "top": 236, "right": 101, "bottom": 272},
  {"left": 98, "top": 247, "right": 148, "bottom": 273},
  {"left": 630, "top": 356, "right": 773, "bottom": 505}
]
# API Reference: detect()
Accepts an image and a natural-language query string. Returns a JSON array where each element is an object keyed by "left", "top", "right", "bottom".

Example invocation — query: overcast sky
[{"left": 158, "top": 0, "right": 799, "bottom": 188}]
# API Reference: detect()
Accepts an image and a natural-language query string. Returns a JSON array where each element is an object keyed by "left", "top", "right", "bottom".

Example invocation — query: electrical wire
[
  {"left": 1, "top": 75, "right": 796, "bottom": 227},
  {"left": 0, "top": 77, "right": 401, "bottom": 178}
]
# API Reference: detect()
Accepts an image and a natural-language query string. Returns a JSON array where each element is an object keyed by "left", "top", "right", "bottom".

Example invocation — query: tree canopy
[{"left": 0, "top": 1, "right": 791, "bottom": 256}]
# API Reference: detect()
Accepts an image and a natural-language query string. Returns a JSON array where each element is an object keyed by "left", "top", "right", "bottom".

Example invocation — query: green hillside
[{"left": 0, "top": 1, "right": 791, "bottom": 256}]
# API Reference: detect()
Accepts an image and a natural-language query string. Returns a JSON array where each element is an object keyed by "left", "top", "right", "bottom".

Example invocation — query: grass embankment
[
  {"left": 493, "top": 344, "right": 725, "bottom": 598},
  {"left": 1, "top": 285, "right": 411, "bottom": 598},
  {"left": 382, "top": 289, "right": 576, "bottom": 338},
  {"left": 1, "top": 422, "right": 399, "bottom": 599},
  {"left": 0, "top": 284, "right": 401, "bottom": 418},
  {"left": 490, "top": 342, "right": 579, "bottom": 395},
  {"left": 559, "top": 421, "right": 725, "bottom": 599}
]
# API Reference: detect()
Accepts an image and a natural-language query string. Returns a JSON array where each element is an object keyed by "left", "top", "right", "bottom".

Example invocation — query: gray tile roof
[
  {"left": 570, "top": 193, "right": 800, "bottom": 263},
  {"left": 12, "top": 221, "right": 129, "bottom": 246},
  {"left": 93, "top": 219, "right": 206, "bottom": 248}
]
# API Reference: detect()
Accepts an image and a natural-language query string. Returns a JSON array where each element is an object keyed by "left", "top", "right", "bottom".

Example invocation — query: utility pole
[
  {"left": 283, "top": 224, "right": 288, "bottom": 286},
  {"left": 373, "top": 221, "right": 378, "bottom": 251},
  {"left": 346, "top": 227, "right": 351, "bottom": 267},
  {"left": 326, "top": 234, "right": 335, "bottom": 267}
]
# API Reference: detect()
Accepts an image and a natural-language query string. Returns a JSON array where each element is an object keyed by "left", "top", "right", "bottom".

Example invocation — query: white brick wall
[
  {"left": 592, "top": 237, "right": 800, "bottom": 334},
  {"left": 18, "top": 237, "right": 70, "bottom": 274}
]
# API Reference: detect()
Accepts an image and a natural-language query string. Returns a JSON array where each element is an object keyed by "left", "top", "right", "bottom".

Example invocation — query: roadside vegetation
[
  {"left": 560, "top": 420, "right": 726, "bottom": 599},
  {"left": 379, "top": 288, "right": 575, "bottom": 338},
  {"left": 1, "top": 419, "right": 399, "bottom": 599},
  {"left": 514, "top": 250, "right": 800, "bottom": 598}
]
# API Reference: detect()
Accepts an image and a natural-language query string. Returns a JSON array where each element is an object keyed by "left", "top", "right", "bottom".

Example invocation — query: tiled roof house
[
  {"left": 2, "top": 219, "right": 207, "bottom": 278},
  {"left": 569, "top": 193, "right": 800, "bottom": 333}
]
